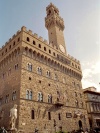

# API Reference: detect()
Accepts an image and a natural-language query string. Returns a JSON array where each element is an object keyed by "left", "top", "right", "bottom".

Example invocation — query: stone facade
[
  {"left": 83, "top": 87, "right": 100, "bottom": 129},
  {"left": 0, "top": 3, "right": 89, "bottom": 133}
]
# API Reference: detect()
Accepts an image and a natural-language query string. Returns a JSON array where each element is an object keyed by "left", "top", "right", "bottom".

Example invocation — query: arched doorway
[{"left": 79, "top": 120, "right": 82, "bottom": 129}]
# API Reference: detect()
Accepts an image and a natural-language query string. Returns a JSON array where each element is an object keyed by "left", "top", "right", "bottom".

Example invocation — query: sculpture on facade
[{"left": 9, "top": 104, "right": 18, "bottom": 130}]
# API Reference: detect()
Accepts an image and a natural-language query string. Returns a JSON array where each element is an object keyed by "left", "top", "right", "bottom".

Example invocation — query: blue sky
[{"left": 0, "top": 0, "right": 100, "bottom": 91}]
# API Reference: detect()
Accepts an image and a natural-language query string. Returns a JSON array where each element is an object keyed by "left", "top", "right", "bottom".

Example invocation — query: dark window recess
[
  {"left": 48, "top": 112, "right": 51, "bottom": 120},
  {"left": 9, "top": 45, "right": 11, "bottom": 49},
  {"left": 44, "top": 47, "right": 46, "bottom": 51},
  {"left": 5, "top": 48, "right": 7, "bottom": 53},
  {"left": 39, "top": 80, "right": 41, "bottom": 83},
  {"left": 58, "top": 113, "right": 61, "bottom": 120},
  {"left": 49, "top": 50, "right": 51, "bottom": 54},
  {"left": 39, "top": 44, "right": 41, "bottom": 48},
  {"left": 48, "top": 83, "right": 50, "bottom": 86},
  {"left": 27, "top": 37, "right": 30, "bottom": 42},
  {"left": 18, "top": 37, "right": 20, "bottom": 42},
  {"left": 53, "top": 52, "right": 55, "bottom": 56},
  {"left": 33, "top": 41, "right": 36, "bottom": 45},
  {"left": 29, "top": 77, "right": 31, "bottom": 80},
  {"left": 31, "top": 110, "right": 35, "bottom": 119},
  {"left": 13, "top": 41, "right": 15, "bottom": 46}
]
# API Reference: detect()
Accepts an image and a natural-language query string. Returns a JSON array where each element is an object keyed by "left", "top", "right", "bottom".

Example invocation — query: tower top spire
[{"left": 46, "top": 3, "right": 59, "bottom": 13}]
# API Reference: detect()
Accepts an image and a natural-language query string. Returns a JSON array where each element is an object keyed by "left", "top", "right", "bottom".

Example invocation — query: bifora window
[
  {"left": 38, "top": 92, "right": 43, "bottom": 102},
  {"left": 48, "top": 94, "right": 52, "bottom": 103},
  {"left": 46, "top": 70, "right": 50, "bottom": 78},
  {"left": 37, "top": 67, "right": 42, "bottom": 75},
  {"left": 26, "top": 90, "right": 32, "bottom": 100},
  {"left": 15, "top": 64, "right": 18, "bottom": 70},
  {"left": 27, "top": 63, "right": 32, "bottom": 71},
  {"left": 12, "top": 91, "right": 16, "bottom": 101}
]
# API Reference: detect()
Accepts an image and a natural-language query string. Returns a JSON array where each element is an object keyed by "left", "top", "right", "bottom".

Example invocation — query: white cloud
[{"left": 82, "top": 60, "right": 100, "bottom": 92}]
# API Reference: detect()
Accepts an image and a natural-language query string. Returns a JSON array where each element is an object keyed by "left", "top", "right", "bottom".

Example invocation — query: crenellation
[
  {"left": 21, "top": 26, "right": 27, "bottom": 32},
  {"left": 28, "top": 30, "right": 32, "bottom": 35},
  {"left": 33, "top": 33, "right": 38, "bottom": 38},
  {"left": 2, "top": 45, "right": 4, "bottom": 49},
  {"left": 9, "top": 38, "right": 12, "bottom": 42},
  {"left": 39, "top": 36, "right": 43, "bottom": 41},
  {"left": 12, "top": 34, "right": 16, "bottom": 38},
  {"left": 5, "top": 42, "right": 8, "bottom": 45},
  {"left": 16, "top": 30, "right": 21, "bottom": 35},
  {"left": 43, "top": 39, "right": 48, "bottom": 44}
]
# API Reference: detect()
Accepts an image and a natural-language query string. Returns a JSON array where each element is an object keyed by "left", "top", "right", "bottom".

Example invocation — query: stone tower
[{"left": 45, "top": 3, "right": 66, "bottom": 54}]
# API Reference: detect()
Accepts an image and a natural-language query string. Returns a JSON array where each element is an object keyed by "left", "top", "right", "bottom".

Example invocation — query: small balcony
[{"left": 54, "top": 98, "right": 64, "bottom": 107}]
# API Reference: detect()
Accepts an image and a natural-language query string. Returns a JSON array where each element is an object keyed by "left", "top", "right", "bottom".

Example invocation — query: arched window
[
  {"left": 48, "top": 112, "right": 51, "bottom": 120},
  {"left": 12, "top": 91, "right": 16, "bottom": 101},
  {"left": 31, "top": 110, "right": 35, "bottom": 119},
  {"left": 18, "top": 37, "right": 20, "bottom": 42},
  {"left": 5, "top": 48, "right": 7, "bottom": 53},
  {"left": 46, "top": 70, "right": 50, "bottom": 78},
  {"left": 63, "top": 77, "right": 66, "bottom": 83},
  {"left": 44, "top": 47, "right": 46, "bottom": 51},
  {"left": 38, "top": 44, "right": 41, "bottom": 48},
  {"left": 15, "top": 64, "right": 18, "bottom": 70},
  {"left": 75, "top": 100, "right": 78, "bottom": 107},
  {"left": 49, "top": 50, "right": 51, "bottom": 54},
  {"left": 27, "top": 37, "right": 30, "bottom": 42},
  {"left": 33, "top": 40, "right": 36, "bottom": 45},
  {"left": 5, "top": 94, "right": 9, "bottom": 103},
  {"left": 9, "top": 45, "right": 11, "bottom": 49},
  {"left": 29, "top": 91, "right": 32, "bottom": 100},
  {"left": 75, "top": 92, "right": 77, "bottom": 97},
  {"left": 80, "top": 101, "right": 83, "bottom": 108},
  {"left": 37, "top": 67, "right": 42, "bottom": 75},
  {"left": 13, "top": 41, "right": 15, "bottom": 46},
  {"left": 26, "top": 90, "right": 29, "bottom": 99},
  {"left": 48, "top": 94, "right": 52, "bottom": 103},
  {"left": 38, "top": 92, "right": 43, "bottom": 102},
  {"left": 27, "top": 63, "right": 32, "bottom": 71},
  {"left": 58, "top": 113, "right": 61, "bottom": 120},
  {"left": 54, "top": 73, "right": 57, "bottom": 80}
]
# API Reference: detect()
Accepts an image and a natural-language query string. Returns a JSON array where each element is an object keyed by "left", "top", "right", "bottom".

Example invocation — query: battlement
[
  {"left": 0, "top": 29, "right": 21, "bottom": 50},
  {"left": 67, "top": 54, "right": 80, "bottom": 64},
  {"left": 0, "top": 25, "right": 80, "bottom": 67}
]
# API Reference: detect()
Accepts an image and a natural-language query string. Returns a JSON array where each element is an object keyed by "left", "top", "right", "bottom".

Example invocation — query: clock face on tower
[{"left": 59, "top": 44, "right": 65, "bottom": 53}]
